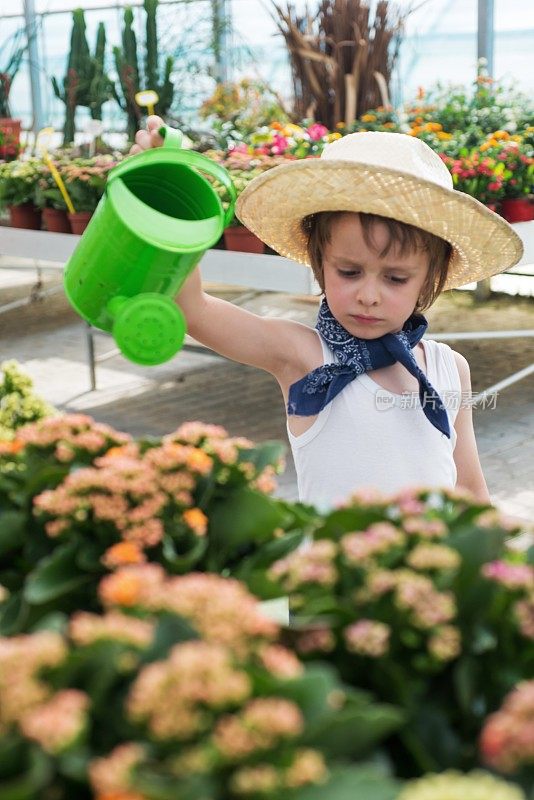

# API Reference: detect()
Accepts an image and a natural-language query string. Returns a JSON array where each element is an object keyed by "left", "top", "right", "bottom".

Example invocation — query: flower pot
[
  {"left": 42, "top": 207, "right": 70, "bottom": 233},
  {"left": 224, "top": 226, "right": 265, "bottom": 254},
  {"left": 0, "top": 118, "right": 21, "bottom": 160},
  {"left": 8, "top": 203, "right": 41, "bottom": 230},
  {"left": 500, "top": 198, "right": 534, "bottom": 224},
  {"left": 68, "top": 211, "right": 93, "bottom": 235}
]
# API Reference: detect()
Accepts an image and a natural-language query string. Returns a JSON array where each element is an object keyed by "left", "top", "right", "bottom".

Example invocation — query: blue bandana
[{"left": 287, "top": 299, "right": 450, "bottom": 438}]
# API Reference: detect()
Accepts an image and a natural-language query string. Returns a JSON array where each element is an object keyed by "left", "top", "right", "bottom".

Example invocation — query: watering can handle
[{"left": 159, "top": 126, "right": 236, "bottom": 227}]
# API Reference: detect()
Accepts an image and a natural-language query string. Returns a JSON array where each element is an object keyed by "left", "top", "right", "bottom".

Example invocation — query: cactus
[
  {"left": 88, "top": 23, "right": 114, "bottom": 121},
  {"left": 52, "top": 10, "right": 113, "bottom": 144},
  {"left": 112, "top": 7, "right": 141, "bottom": 142},
  {"left": 113, "top": 0, "right": 175, "bottom": 142}
]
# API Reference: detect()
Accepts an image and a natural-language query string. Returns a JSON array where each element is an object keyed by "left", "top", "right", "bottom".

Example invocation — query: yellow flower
[
  {"left": 492, "top": 130, "right": 510, "bottom": 140},
  {"left": 425, "top": 122, "right": 443, "bottom": 132},
  {"left": 283, "top": 123, "right": 305, "bottom": 135},
  {"left": 397, "top": 770, "right": 525, "bottom": 800},
  {"left": 327, "top": 132, "right": 342, "bottom": 141},
  {"left": 436, "top": 131, "right": 453, "bottom": 140},
  {"left": 361, "top": 113, "right": 377, "bottom": 122}
]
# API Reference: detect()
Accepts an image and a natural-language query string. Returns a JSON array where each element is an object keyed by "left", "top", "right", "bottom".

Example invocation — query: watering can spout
[{"left": 63, "top": 127, "right": 236, "bottom": 366}]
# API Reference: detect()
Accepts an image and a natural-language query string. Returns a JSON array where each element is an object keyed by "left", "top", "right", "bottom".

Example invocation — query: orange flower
[
  {"left": 270, "top": 121, "right": 284, "bottom": 130},
  {"left": 95, "top": 793, "right": 146, "bottom": 800},
  {"left": 185, "top": 449, "right": 213, "bottom": 475},
  {"left": 182, "top": 507, "right": 208, "bottom": 536},
  {"left": 102, "top": 541, "right": 146, "bottom": 569},
  {"left": 104, "top": 446, "right": 131, "bottom": 459},
  {"left": 492, "top": 130, "right": 510, "bottom": 140},
  {"left": 100, "top": 572, "right": 143, "bottom": 607},
  {"left": 436, "top": 131, "right": 453, "bottom": 140},
  {"left": 424, "top": 122, "right": 443, "bottom": 132},
  {"left": 0, "top": 439, "right": 25, "bottom": 454}
]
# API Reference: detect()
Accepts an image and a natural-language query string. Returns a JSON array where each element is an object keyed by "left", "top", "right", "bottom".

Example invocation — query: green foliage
[
  {"left": 0, "top": 572, "right": 402, "bottom": 798},
  {"left": 0, "top": 415, "right": 308, "bottom": 634},
  {"left": 0, "top": 158, "right": 44, "bottom": 209},
  {"left": 269, "top": 487, "right": 533, "bottom": 778},
  {"left": 0, "top": 361, "right": 54, "bottom": 440}
]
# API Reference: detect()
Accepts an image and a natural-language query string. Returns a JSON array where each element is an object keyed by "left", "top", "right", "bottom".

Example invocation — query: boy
[{"left": 131, "top": 118, "right": 523, "bottom": 508}]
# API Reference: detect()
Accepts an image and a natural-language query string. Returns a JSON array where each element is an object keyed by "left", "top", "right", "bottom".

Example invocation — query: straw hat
[{"left": 236, "top": 131, "right": 524, "bottom": 290}]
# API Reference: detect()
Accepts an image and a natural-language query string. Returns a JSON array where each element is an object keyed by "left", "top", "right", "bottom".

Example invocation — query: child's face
[{"left": 322, "top": 213, "right": 430, "bottom": 338}]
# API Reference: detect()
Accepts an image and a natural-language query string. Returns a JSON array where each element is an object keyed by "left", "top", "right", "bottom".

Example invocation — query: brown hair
[{"left": 302, "top": 211, "right": 452, "bottom": 313}]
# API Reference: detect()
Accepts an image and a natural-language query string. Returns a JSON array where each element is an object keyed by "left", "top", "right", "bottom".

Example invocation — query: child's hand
[{"left": 129, "top": 115, "right": 165, "bottom": 155}]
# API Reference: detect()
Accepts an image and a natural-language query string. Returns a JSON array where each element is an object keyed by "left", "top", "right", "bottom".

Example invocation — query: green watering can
[{"left": 64, "top": 127, "right": 236, "bottom": 366}]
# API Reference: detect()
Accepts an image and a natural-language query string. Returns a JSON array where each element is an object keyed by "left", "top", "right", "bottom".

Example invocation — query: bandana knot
[{"left": 288, "top": 299, "right": 450, "bottom": 438}]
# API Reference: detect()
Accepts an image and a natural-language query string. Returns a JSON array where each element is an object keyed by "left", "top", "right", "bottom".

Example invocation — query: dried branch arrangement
[{"left": 271, "top": 0, "right": 406, "bottom": 128}]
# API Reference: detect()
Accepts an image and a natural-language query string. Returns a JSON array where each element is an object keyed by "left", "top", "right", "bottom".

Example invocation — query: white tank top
[{"left": 287, "top": 334, "right": 462, "bottom": 509}]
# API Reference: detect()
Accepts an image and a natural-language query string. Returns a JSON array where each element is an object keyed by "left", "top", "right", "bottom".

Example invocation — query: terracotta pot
[
  {"left": 68, "top": 211, "right": 93, "bottom": 235},
  {"left": 9, "top": 203, "right": 42, "bottom": 230},
  {"left": 0, "top": 118, "right": 21, "bottom": 160},
  {"left": 224, "top": 226, "right": 265, "bottom": 254},
  {"left": 42, "top": 207, "right": 70, "bottom": 233},
  {"left": 500, "top": 197, "right": 534, "bottom": 224}
]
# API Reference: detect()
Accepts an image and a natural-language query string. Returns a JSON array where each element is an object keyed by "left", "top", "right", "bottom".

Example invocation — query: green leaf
[
  {"left": 316, "top": 507, "right": 385, "bottom": 540},
  {"left": 140, "top": 612, "right": 199, "bottom": 664},
  {"left": 162, "top": 533, "right": 208, "bottom": 573},
  {"left": 0, "top": 510, "right": 25, "bottom": 556},
  {"left": 0, "top": 591, "right": 30, "bottom": 635},
  {"left": 136, "top": 765, "right": 217, "bottom": 800},
  {"left": 24, "top": 541, "right": 91, "bottom": 605},
  {"left": 208, "top": 488, "right": 292, "bottom": 559},
  {"left": 261, "top": 664, "right": 344, "bottom": 723},
  {"left": 304, "top": 694, "right": 404, "bottom": 759},
  {"left": 240, "top": 439, "right": 285, "bottom": 473},
  {"left": 0, "top": 745, "right": 53, "bottom": 799},
  {"left": 22, "top": 462, "right": 70, "bottom": 499},
  {"left": 294, "top": 764, "right": 400, "bottom": 800}
]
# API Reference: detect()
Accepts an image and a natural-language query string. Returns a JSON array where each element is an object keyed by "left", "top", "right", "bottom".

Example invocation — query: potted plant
[
  {"left": 497, "top": 141, "right": 534, "bottom": 223},
  {"left": 206, "top": 150, "right": 295, "bottom": 253},
  {"left": 0, "top": 27, "right": 26, "bottom": 160},
  {"left": 0, "top": 157, "right": 43, "bottom": 229},
  {"left": 268, "top": 486, "right": 532, "bottom": 779},
  {"left": 34, "top": 158, "right": 71, "bottom": 233},
  {"left": 0, "top": 567, "right": 402, "bottom": 798},
  {"left": 439, "top": 149, "right": 508, "bottom": 211},
  {"left": 61, "top": 154, "right": 118, "bottom": 233}
]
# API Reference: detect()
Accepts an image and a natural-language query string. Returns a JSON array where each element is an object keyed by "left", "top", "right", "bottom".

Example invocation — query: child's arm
[
  {"left": 175, "top": 266, "right": 317, "bottom": 381},
  {"left": 452, "top": 351, "right": 491, "bottom": 504},
  {"left": 129, "top": 117, "right": 319, "bottom": 385}
]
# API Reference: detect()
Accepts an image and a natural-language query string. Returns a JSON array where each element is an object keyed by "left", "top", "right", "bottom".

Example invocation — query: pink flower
[
  {"left": 480, "top": 680, "right": 534, "bottom": 773},
  {"left": 307, "top": 123, "right": 329, "bottom": 141},
  {"left": 344, "top": 619, "right": 390, "bottom": 657},
  {"left": 428, "top": 625, "right": 461, "bottom": 661},
  {"left": 482, "top": 561, "right": 534, "bottom": 591},
  {"left": 20, "top": 689, "right": 89, "bottom": 754},
  {"left": 515, "top": 596, "right": 534, "bottom": 639},
  {"left": 214, "top": 698, "right": 303, "bottom": 759},
  {"left": 89, "top": 742, "right": 146, "bottom": 795}
]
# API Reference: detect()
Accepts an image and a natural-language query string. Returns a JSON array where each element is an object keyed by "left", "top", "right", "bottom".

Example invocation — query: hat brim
[{"left": 235, "top": 159, "right": 524, "bottom": 290}]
